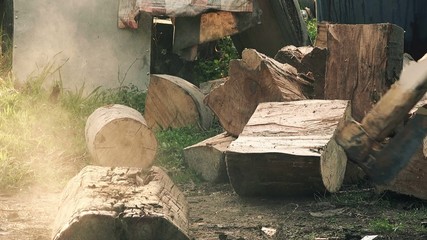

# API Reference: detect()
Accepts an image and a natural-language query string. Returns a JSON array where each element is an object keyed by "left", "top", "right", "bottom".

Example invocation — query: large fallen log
[
  {"left": 274, "top": 45, "right": 327, "bottom": 99},
  {"left": 320, "top": 23, "right": 404, "bottom": 122},
  {"left": 226, "top": 100, "right": 362, "bottom": 197},
  {"left": 205, "top": 48, "right": 312, "bottom": 136},
  {"left": 184, "top": 132, "right": 236, "bottom": 183},
  {"left": 145, "top": 74, "right": 213, "bottom": 130},
  {"left": 85, "top": 104, "right": 157, "bottom": 169},
  {"left": 52, "top": 166, "right": 190, "bottom": 240}
]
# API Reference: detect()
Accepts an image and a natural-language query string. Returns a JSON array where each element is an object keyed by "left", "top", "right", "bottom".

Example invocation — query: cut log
[
  {"left": 184, "top": 132, "right": 236, "bottom": 183},
  {"left": 52, "top": 166, "right": 190, "bottom": 240},
  {"left": 85, "top": 104, "right": 157, "bottom": 169},
  {"left": 226, "top": 100, "right": 360, "bottom": 197},
  {"left": 322, "top": 23, "right": 404, "bottom": 122},
  {"left": 274, "top": 45, "right": 327, "bottom": 99},
  {"left": 205, "top": 48, "right": 312, "bottom": 136},
  {"left": 145, "top": 74, "right": 213, "bottom": 130}
]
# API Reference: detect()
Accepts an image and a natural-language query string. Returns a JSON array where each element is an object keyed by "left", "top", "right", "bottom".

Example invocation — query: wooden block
[
  {"left": 184, "top": 132, "right": 235, "bottom": 183},
  {"left": 274, "top": 45, "right": 327, "bottom": 99},
  {"left": 225, "top": 100, "right": 361, "bottom": 197},
  {"left": 205, "top": 49, "right": 312, "bottom": 136},
  {"left": 52, "top": 166, "right": 190, "bottom": 240},
  {"left": 322, "top": 23, "right": 404, "bottom": 122},
  {"left": 145, "top": 74, "right": 213, "bottom": 130},
  {"left": 85, "top": 104, "right": 157, "bottom": 169}
]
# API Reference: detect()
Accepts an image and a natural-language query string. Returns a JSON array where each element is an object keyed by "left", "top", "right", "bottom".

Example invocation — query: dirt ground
[{"left": 1, "top": 182, "right": 426, "bottom": 240}]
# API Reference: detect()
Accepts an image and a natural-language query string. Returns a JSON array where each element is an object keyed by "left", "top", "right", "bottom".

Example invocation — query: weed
[
  {"left": 305, "top": 18, "right": 317, "bottom": 44},
  {"left": 155, "top": 125, "right": 222, "bottom": 184},
  {"left": 369, "top": 218, "right": 400, "bottom": 234},
  {"left": 193, "top": 37, "right": 239, "bottom": 84}
]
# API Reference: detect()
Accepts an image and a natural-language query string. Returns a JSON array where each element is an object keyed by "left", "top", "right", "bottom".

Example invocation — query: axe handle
[{"left": 336, "top": 60, "right": 427, "bottom": 162}]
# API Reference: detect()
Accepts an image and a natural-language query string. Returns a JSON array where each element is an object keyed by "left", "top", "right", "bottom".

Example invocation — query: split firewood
[
  {"left": 205, "top": 48, "right": 312, "bottom": 136},
  {"left": 85, "top": 104, "right": 157, "bottom": 169},
  {"left": 184, "top": 132, "right": 235, "bottom": 183},
  {"left": 226, "top": 100, "right": 363, "bottom": 197},
  {"left": 320, "top": 23, "right": 404, "bottom": 122},
  {"left": 52, "top": 166, "right": 190, "bottom": 240},
  {"left": 145, "top": 74, "right": 213, "bottom": 130},
  {"left": 274, "top": 45, "right": 327, "bottom": 99}
]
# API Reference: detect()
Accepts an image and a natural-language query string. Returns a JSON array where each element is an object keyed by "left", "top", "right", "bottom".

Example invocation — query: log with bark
[
  {"left": 319, "top": 23, "right": 404, "bottom": 122},
  {"left": 85, "top": 104, "right": 157, "bottom": 169},
  {"left": 204, "top": 48, "right": 312, "bottom": 136},
  {"left": 184, "top": 132, "right": 235, "bottom": 183},
  {"left": 274, "top": 45, "right": 327, "bottom": 99},
  {"left": 52, "top": 166, "right": 190, "bottom": 240},
  {"left": 225, "top": 100, "right": 363, "bottom": 197},
  {"left": 145, "top": 74, "right": 213, "bottom": 130}
]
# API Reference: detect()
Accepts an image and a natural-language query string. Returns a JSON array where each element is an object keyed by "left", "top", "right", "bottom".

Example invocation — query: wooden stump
[
  {"left": 274, "top": 45, "right": 327, "bottom": 99},
  {"left": 184, "top": 132, "right": 235, "bottom": 183},
  {"left": 85, "top": 104, "right": 157, "bottom": 169},
  {"left": 226, "top": 100, "right": 353, "bottom": 197},
  {"left": 205, "top": 48, "right": 312, "bottom": 136},
  {"left": 145, "top": 74, "right": 213, "bottom": 130},
  {"left": 321, "top": 23, "right": 404, "bottom": 122},
  {"left": 52, "top": 166, "right": 190, "bottom": 240}
]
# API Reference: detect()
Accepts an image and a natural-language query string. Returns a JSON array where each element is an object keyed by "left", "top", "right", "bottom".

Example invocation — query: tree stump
[
  {"left": 52, "top": 166, "right": 190, "bottom": 240},
  {"left": 205, "top": 48, "right": 312, "bottom": 136},
  {"left": 85, "top": 104, "right": 157, "bottom": 169},
  {"left": 184, "top": 132, "right": 235, "bottom": 183},
  {"left": 145, "top": 74, "right": 213, "bottom": 130},
  {"left": 321, "top": 23, "right": 404, "bottom": 122},
  {"left": 226, "top": 100, "right": 356, "bottom": 197},
  {"left": 274, "top": 45, "right": 327, "bottom": 99}
]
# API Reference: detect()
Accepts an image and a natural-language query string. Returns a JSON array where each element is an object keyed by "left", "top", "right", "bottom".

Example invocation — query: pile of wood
[
  {"left": 54, "top": 104, "right": 191, "bottom": 239},
  {"left": 183, "top": 22, "right": 427, "bottom": 200}
]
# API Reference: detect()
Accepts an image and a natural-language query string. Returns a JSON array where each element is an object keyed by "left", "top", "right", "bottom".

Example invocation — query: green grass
[
  {"left": 156, "top": 125, "right": 222, "bottom": 184},
  {"left": 0, "top": 48, "right": 221, "bottom": 191}
]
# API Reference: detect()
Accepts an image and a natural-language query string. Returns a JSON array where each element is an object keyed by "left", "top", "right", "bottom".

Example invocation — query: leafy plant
[
  {"left": 193, "top": 37, "right": 239, "bottom": 84},
  {"left": 305, "top": 18, "right": 317, "bottom": 44}
]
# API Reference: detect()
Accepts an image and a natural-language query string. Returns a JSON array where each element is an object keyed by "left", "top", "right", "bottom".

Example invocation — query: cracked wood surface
[{"left": 52, "top": 166, "right": 189, "bottom": 240}]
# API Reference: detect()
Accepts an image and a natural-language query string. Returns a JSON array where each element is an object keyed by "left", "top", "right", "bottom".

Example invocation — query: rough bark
[
  {"left": 85, "top": 104, "right": 157, "bottom": 169},
  {"left": 52, "top": 166, "right": 190, "bottom": 240},
  {"left": 322, "top": 23, "right": 404, "bottom": 122},
  {"left": 274, "top": 45, "right": 327, "bottom": 99},
  {"left": 145, "top": 74, "right": 213, "bottom": 130},
  {"left": 226, "top": 100, "right": 353, "bottom": 197},
  {"left": 184, "top": 132, "right": 235, "bottom": 183},
  {"left": 205, "top": 48, "right": 312, "bottom": 136}
]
